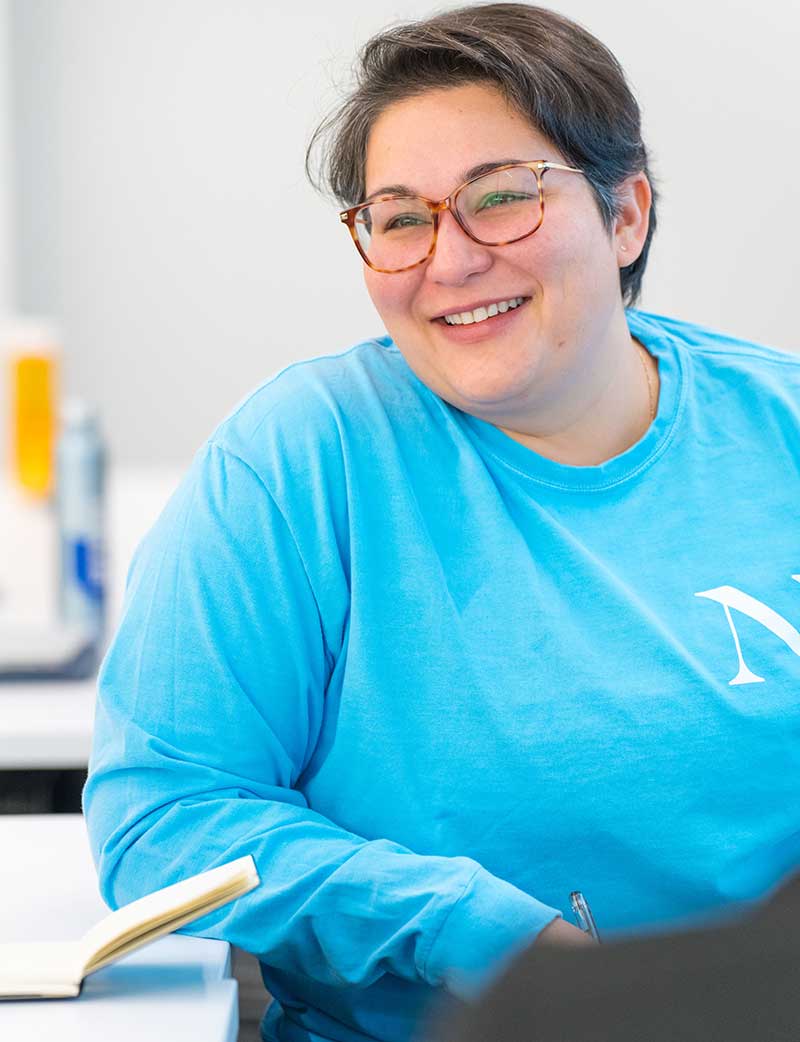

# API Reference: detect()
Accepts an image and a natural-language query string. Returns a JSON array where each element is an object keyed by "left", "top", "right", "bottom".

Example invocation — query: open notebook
[{"left": 0, "top": 854, "right": 259, "bottom": 999}]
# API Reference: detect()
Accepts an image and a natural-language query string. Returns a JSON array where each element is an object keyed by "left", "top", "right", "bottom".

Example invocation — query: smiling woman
[
  {"left": 84, "top": 6, "right": 800, "bottom": 1042},
  {"left": 354, "top": 83, "right": 654, "bottom": 464}
]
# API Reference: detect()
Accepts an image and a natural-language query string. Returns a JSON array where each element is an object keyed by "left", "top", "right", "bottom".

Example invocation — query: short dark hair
[{"left": 306, "top": 2, "right": 658, "bottom": 307}]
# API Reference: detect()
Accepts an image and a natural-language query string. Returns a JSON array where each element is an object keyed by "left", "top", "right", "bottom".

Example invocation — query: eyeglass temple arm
[{"left": 538, "top": 161, "right": 584, "bottom": 174}]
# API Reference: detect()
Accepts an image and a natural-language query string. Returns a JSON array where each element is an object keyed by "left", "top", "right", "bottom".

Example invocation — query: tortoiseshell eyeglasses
[{"left": 339, "top": 160, "right": 584, "bottom": 274}]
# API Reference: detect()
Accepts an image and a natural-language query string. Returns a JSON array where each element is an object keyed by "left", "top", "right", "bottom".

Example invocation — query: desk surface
[
  {"left": 0, "top": 467, "right": 183, "bottom": 768},
  {"left": 3, "top": 974, "right": 239, "bottom": 1042},
  {"left": 0, "top": 814, "right": 237, "bottom": 1042},
  {"left": 0, "top": 683, "right": 97, "bottom": 769}
]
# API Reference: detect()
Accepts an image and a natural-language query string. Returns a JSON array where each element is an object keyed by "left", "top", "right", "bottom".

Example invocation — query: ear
[{"left": 613, "top": 172, "right": 652, "bottom": 267}]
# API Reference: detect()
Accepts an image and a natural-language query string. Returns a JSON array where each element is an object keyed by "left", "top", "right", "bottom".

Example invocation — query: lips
[
  {"left": 432, "top": 295, "right": 531, "bottom": 322},
  {"left": 432, "top": 295, "right": 531, "bottom": 341}
]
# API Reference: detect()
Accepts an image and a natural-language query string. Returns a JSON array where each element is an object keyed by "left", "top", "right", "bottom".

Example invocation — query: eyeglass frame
[{"left": 339, "top": 160, "right": 584, "bottom": 274}]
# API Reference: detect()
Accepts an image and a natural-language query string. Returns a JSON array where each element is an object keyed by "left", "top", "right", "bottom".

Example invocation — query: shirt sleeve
[{"left": 83, "top": 440, "right": 560, "bottom": 998}]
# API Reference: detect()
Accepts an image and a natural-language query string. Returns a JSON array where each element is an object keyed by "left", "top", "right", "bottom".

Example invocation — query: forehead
[{"left": 364, "top": 82, "right": 558, "bottom": 198}]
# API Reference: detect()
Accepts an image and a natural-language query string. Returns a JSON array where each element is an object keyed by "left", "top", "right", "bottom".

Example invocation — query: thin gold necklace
[{"left": 636, "top": 341, "right": 656, "bottom": 422}]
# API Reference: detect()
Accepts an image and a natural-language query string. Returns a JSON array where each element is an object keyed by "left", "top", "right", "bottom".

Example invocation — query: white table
[
  {"left": 0, "top": 467, "right": 184, "bottom": 768},
  {"left": 0, "top": 814, "right": 238, "bottom": 1042}
]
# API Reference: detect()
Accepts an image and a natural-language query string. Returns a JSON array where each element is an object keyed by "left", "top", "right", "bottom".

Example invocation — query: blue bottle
[{"left": 56, "top": 400, "right": 106, "bottom": 660}]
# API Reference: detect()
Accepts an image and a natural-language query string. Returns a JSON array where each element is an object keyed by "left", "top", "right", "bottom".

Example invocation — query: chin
[
  {"left": 400, "top": 337, "right": 539, "bottom": 410},
  {"left": 443, "top": 373, "right": 534, "bottom": 413}
]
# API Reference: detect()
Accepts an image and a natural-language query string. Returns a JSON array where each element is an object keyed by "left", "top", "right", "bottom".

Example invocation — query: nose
[{"left": 424, "top": 208, "right": 493, "bottom": 285}]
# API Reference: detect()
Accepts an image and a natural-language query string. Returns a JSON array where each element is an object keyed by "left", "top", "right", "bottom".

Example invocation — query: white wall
[
  {"left": 9, "top": 0, "right": 800, "bottom": 464},
  {"left": 0, "top": 0, "right": 14, "bottom": 462},
  {"left": 0, "top": 0, "right": 11, "bottom": 316}
]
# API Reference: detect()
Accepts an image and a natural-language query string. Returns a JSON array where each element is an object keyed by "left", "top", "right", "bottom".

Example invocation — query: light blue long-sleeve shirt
[{"left": 84, "top": 308, "right": 800, "bottom": 1042}]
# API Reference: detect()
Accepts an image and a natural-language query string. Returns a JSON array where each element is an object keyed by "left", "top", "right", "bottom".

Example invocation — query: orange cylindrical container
[{"left": 6, "top": 321, "right": 60, "bottom": 499}]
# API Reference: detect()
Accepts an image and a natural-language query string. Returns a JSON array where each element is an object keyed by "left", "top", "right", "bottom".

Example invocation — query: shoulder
[
  {"left": 146, "top": 336, "right": 420, "bottom": 574},
  {"left": 627, "top": 308, "right": 800, "bottom": 407},
  {"left": 205, "top": 335, "right": 423, "bottom": 469},
  {"left": 628, "top": 308, "right": 800, "bottom": 372}
]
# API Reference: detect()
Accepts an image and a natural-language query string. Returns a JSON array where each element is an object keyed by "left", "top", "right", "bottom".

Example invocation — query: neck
[{"left": 497, "top": 329, "right": 660, "bottom": 467}]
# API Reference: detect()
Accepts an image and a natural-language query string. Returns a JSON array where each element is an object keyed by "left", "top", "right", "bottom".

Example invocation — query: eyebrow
[{"left": 364, "top": 158, "right": 528, "bottom": 203}]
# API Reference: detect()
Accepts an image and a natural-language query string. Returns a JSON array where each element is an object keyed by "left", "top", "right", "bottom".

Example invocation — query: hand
[{"left": 535, "top": 916, "right": 598, "bottom": 947}]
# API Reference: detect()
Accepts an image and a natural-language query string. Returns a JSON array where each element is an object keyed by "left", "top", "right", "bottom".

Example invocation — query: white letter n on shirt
[{"left": 695, "top": 577, "right": 800, "bottom": 685}]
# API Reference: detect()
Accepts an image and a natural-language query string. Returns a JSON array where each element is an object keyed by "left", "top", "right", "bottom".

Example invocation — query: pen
[{"left": 569, "top": 890, "right": 602, "bottom": 944}]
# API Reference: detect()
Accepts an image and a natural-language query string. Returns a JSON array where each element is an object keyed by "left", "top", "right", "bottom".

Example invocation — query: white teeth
[{"left": 443, "top": 297, "right": 525, "bottom": 325}]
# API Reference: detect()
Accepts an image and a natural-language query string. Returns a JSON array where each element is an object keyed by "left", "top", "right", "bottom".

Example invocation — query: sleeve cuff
[{"left": 422, "top": 867, "right": 562, "bottom": 999}]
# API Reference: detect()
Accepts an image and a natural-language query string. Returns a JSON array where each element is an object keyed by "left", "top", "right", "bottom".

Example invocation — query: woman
[{"left": 84, "top": 5, "right": 800, "bottom": 1042}]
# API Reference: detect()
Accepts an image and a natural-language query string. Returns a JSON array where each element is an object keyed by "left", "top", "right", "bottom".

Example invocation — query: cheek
[
  {"left": 505, "top": 211, "right": 608, "bottom": 286},
  {"left": 364, "top": 269, "right": 420, "bottom": 322},
  {"left": 502, "top": 225, "right": 569, "bottom": 284}
]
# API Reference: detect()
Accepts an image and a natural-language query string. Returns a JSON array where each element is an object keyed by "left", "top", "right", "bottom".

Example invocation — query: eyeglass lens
[{"left": 355, "top": 165, "right": 541, "bottom": 271}]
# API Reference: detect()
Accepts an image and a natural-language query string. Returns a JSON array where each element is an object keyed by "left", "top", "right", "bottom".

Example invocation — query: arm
[{"left": 84, "top": 441, "right": 560, "bottom": 997}]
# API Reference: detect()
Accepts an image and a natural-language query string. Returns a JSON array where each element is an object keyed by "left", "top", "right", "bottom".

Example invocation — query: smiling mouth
[{"left": 434, "top": 296, "right": 531, "bottom": 326}]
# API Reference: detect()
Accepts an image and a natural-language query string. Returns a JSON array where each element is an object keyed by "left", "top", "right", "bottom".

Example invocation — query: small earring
[{"left": 620, "top": 245, "right": 628, "bottom": 252}]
